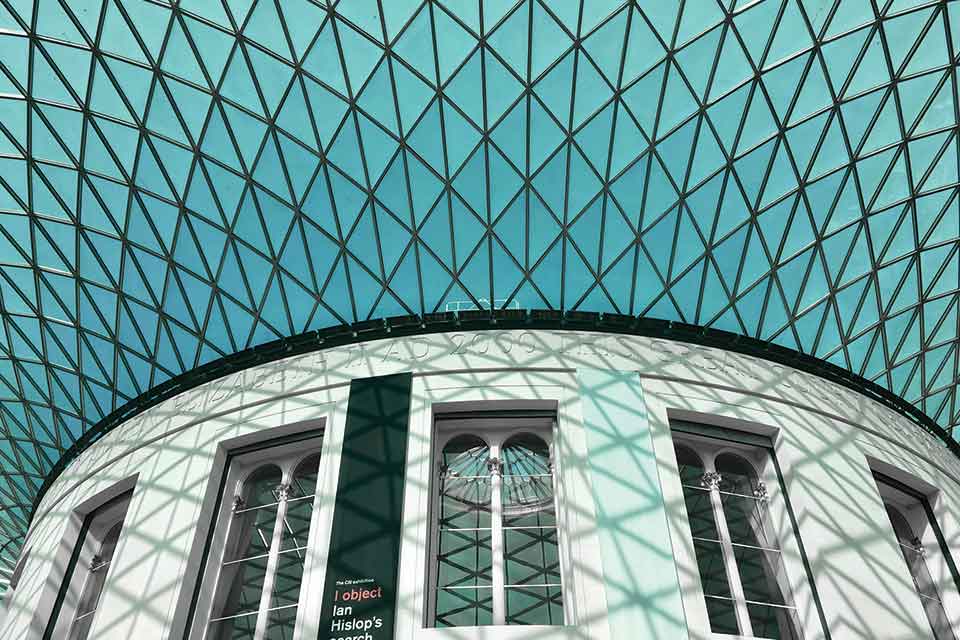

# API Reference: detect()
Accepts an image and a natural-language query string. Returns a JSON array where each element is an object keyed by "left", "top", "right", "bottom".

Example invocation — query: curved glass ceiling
[{"left": 0, "top": 0, "right": 959, "bottom": 572}]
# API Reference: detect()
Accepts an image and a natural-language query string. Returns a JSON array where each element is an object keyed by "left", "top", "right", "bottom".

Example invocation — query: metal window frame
[
  {"left": 427, "top": 410, "right": 562, "bottom": 628},
  {"left": 189, "top": 437, "right": 323, "bottom": 640},
  {"left": 178, "top": 425, "right": 325, "bottom": 640}
]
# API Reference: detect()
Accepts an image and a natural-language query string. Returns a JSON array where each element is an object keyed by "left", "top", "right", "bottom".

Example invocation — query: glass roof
[{"left": 1, "top": 0, "right": 959, "bottom": 573}]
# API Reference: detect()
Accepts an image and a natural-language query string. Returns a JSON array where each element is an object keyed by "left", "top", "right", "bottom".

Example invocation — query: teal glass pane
[
  {"left": 746, "top": 602, "right": 801, "bottom": 640},
  {"left": 244, "top": 465, "right": 284, "bottom": 508},
  {"left": 435, "top": 587, "right": 494, "bottom": 628},
  {"left": 504, "top": 585, "right": 563, "bottom": 625},
  {"left": 704, "top": 596, "right": 740, "bottom": 635},
  {"left": 437, "top": 530, "right": 493, "bottom": 588},
  {"left": 289, "top": 454, "right": 320, "bottom": 499}
]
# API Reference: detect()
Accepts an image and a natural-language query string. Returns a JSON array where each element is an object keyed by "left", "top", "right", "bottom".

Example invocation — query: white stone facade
[{"left": 1, "top": 330, "right": 957, "bottom": 640}]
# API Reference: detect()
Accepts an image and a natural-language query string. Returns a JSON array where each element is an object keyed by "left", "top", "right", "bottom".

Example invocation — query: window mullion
[
  {"left": 489, "top": 443, "right": 506, "bottom": 626},
  {"left": 708, "top": 473, "right": 754, "bottom": 636},
  {"left": 254, "top": 483, "right": 291, "bottom": 640}
]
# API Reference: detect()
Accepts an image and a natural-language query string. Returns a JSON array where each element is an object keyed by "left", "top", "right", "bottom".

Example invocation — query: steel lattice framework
[{"left": 0, "top": 0, "right": 959, "bottom": 575}]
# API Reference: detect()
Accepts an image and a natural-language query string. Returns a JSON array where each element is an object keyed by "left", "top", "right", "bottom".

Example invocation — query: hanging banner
[{"left": 318, "top": 373, "right": 412, "bottom": 640}]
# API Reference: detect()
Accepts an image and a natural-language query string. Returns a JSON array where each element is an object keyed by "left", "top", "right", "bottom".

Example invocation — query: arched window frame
[
  {"left": 673, "top": 433, "right": 802, "bottom": 639},
  {"left": 428, "top": 415, "right": 564, "bottom": 628},
  {"left": 190, "top": 437, "right": 324, "bottom": 640}
]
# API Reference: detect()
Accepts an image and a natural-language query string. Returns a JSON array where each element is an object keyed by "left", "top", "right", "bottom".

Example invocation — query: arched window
[
  {"left": 674, "top": 437, "right": 801, "bottom": 640},
  {"left": 432, "top": 426, "right": 562, "bottom": 628},
  {"left": 878, "top": 475, "right": 958, "bottom": 640},
  {"left": 202, "top": 443, "right": 323, "bottom": 640}
]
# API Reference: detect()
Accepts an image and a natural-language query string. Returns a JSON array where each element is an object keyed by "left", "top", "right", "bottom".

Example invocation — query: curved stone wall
[{"left": 2, "top": 330, "right": 958, "bottom": 640}]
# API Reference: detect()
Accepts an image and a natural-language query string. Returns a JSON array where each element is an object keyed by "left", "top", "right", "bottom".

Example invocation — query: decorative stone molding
[
  {"left": 753, "top": 482, "right": 769, "bottom": 502},
  {"left": 701, "top": 471, "right": 722, "bottom": 491}
]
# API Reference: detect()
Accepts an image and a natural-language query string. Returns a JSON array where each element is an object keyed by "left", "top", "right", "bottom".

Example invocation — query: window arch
[
  {"left": 675, "top": 445, "right": 705, "bottom": 486},
  {"left": 715, "top": 453, "right": 758, "bottom": 496},
  {"left": 289, "top": 454, "right": 320, "bottom": 500},
  {"left": 243, "top": 465, "right": 283, "bottom": 508},
  {"left": 431, "top": 424, "right": 562, "bottom": 628}
]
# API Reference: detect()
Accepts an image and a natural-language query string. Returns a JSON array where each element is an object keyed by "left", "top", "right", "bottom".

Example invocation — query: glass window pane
[
  {"left": 733, "top": 544, "right": 790, "bottom": 605},
  {"left": 438, "top": 530, "right": 492, "bottom": 587},
  {"left": 502, "top": 434, "right": 550, "bottom": 476},
  {"left": 208, "top": 612, "right": 257, "bottom": 640},
  {"left": 722, "top": 493, "right": 772, "bottom": 548},
  {"left": 97, "top": 522, "right": 123, "bottom": 565},
  {"left": 264, "top": 606, "right": 298, "bottom": 640},
  {"left": 442, "top": 436, "right": 489, "bottom": 475},
  {"left": 440, "top": 476, "right": 491, "bottom": 529},
  {"left": 693, "top": 538, "right": 732, "bottom": 598},
  {"left": 280, "top": 498, "right": 313, "bottom": 551},
  {"left": 440, "top": 435, "right": 491, "bottom": 531},
  {"left": 884, "top": 503, "right": 959, "bottom": 640},
  {"left": 229, "top": 506, "right": 278, "bottom": 560},
  {"left": 71, "top": 519, "right": 125, "bottom": 637},
  {"left": 502, "top": 475, "right": 555, "bottom": 528},
  {"left": 504, "top": 585, "right": 563, "bottom": 625},
  {"left": 675, "top": 445, "right": 706, "bottom": 486},
  {"left": 919, "top": 595, "right": 959, "bottom": 640},
  {"left": 67, "top": 613, "right": 96, "bottom": 640},
  {"left": 704, "top": 596, "right": 740, "bottom": 635},
  {"left": 746, "top": 602, "right": 801, "bottom": 640},
  {"left": 271, "top": 550, "right": 306, "bottom": 609},
  {"left": 244, "top": 465, "right": 283, "bottom": 508},
  {"left": 504, "top": 528, "right": 560, "bottom": 586},
  {"left": 211, "top": 555, "right": 269, "bottom": 619},
  {"left": 290, "top": 454, "right": 320, "bottom": 499},
  {"left": 715, "top": 454, "right": 758, "bottom": 496},
  {"left": 898, "top": 541, "right": 939, "bottom": 596},
  {"left": 683, "top": 486, "right": 720, "bottom": 540},
  {"left": 501, "top": 434, "right": 562, "bottom": 626},
  {"left": 435, "top": 588, "right": 493, "bottom": 627}
]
